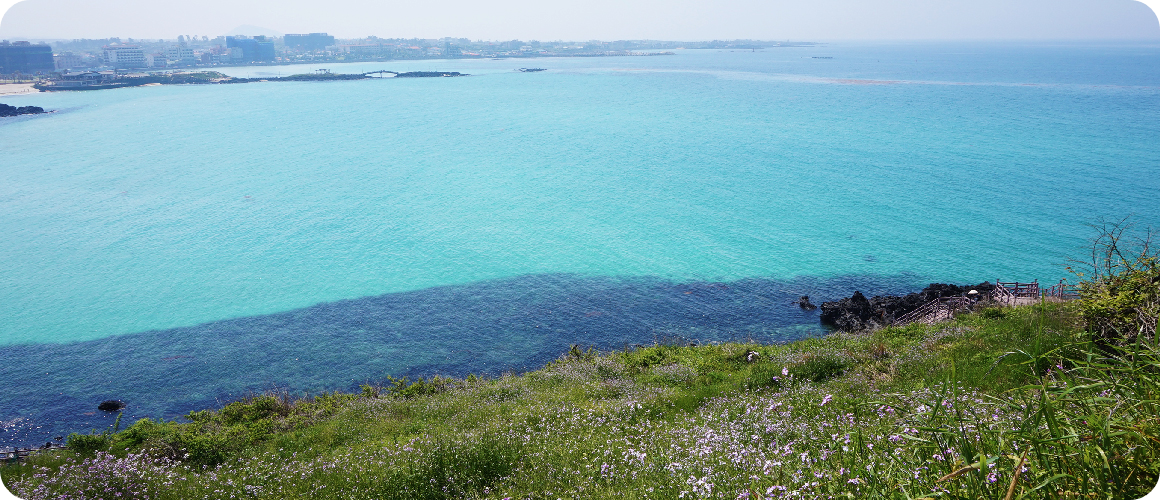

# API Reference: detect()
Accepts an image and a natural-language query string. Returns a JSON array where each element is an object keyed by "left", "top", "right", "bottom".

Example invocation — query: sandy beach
[{"left": 0, "top": 83, "right": 40, "bottom": 96}]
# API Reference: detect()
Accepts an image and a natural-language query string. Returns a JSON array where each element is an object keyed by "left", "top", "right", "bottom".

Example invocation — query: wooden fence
[
  {"left": 893, "top": 296, "right": 974, "bottom": 326},
  {"left": 1045, "top": 280, "right": 1081, "bottom": 300},
  {"left": 992, "top": 280, "right": 1040, "bottom": 304}
]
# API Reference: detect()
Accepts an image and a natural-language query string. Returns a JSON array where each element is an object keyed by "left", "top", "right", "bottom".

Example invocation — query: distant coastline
[{"left": 33, "top": 70, "right": 468, "bottom": 91}]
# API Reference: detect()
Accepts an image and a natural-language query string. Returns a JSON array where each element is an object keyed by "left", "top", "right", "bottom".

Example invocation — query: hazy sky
[{"left": 1, "top": 0, "right": 1158, "bottom": 40}]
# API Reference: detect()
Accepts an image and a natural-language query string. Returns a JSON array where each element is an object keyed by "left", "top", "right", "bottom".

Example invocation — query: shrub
[
  {"left": 386, "top": 375, "right": 451, "bottom": 398},
  {"left": 64, "top": 433, "right": 108, "bottom": 456},
  {"left": 64, "top": 410, "right": 124, "bottom": 456},
  {"left": 1070, "top": 217, "right": 1159, "bottom": 343}
]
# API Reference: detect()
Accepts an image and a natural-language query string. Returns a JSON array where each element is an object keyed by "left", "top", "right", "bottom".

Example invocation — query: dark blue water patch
[{"left": 0, "top": 272, "right": 925, "bottom": 448}]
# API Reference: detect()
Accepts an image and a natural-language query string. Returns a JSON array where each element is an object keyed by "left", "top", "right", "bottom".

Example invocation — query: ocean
[{"left": 1, "top": 41, "right": 1158, "bottom": 447}]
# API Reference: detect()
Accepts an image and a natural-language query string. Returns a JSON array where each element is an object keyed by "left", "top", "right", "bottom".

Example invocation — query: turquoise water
[{"left": 1, "top": 42, "right": 1158, "bottom": 445}]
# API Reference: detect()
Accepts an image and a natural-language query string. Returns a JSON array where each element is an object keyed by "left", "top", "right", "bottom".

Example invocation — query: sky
[{"left": 1, "top": 0, "right": 1158, "bottom": 41}]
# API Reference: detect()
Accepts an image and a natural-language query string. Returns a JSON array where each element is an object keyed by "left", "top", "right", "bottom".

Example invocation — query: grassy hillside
[{"left": 4, "top": 301, "right": 1158, "bottom": 499}]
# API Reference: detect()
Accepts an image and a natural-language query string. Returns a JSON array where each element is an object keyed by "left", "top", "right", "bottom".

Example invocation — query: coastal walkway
[{"left": 893, "top": 279, "right": 1076, "bottom": 327}]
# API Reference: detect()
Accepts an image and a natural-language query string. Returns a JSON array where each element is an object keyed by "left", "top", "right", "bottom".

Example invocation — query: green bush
[
  {"left": 64, "top": 433, "right": 108, "bottom": 456},
  {"left": 1071, "top": 218, "right": 1159, "bottom": 342},
  {"left": 64, "top": 410, "right": 124, "bottom": 456},
  {"left": 386, "top": 375, "right": 451, "bottom": 399}
]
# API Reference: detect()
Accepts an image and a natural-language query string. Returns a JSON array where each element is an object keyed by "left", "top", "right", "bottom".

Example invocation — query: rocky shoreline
[
  {"left": 818, "top": 282, "right": 997, "bottom": 331},
  {"left": 0, "top": 103, "right": 47, "bottom": 117}
]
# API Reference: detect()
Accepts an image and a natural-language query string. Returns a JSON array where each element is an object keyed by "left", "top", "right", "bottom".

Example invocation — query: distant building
[
  {"left": 53, "top": 51, "right": 83, "bottom": 71},
  {"left": 0, "top": 41, "right": 55, "bottom": 74},
  {"left": 145, "top": 53, "right": 166, "bottom": 68},
  {"left": 52, "top": 70, "right": 115, "bottom": 88},
  {"left": 341, "top": 44, "right": 386, "bottom": 56},
  {"left": 103, "top": 45, "right": 147, "bottom": 68},
  {"left": 165, "top": 46, "right": 197, "bottom": 65},
  {"left": 254, "top": 36, "right": 275, "bottom": 61},
  {"left": 226, "top": 36, "right": 275, "bottom": 62},
  {"left": 285, "top": 33, "right": 334, "bottom": 51}
]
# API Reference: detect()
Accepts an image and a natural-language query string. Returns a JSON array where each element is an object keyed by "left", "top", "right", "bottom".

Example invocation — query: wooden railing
[
  {"left": 1045, "top": 280, "right": 1081, "bottom": 300},
  {"left": 990, "top": 285, "right": 1015, "bottom": 303},
  {"left": 894, "top": 296, "right": 974, "bottom": 326},
  {"left": 992, "top": 280, "right": 1039, "bottom": 304},
  {"left": 893, "top": 278, "right": 1075, "bottom": 327}
]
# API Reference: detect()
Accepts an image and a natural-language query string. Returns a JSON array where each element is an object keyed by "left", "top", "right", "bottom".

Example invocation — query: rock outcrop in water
[
  {"left": 820, "top": 282, "right": 996, "bottom": 331},
  {"left": 0, "top": 103, "right": 46, "bottom": 117},
  {"left": 97, "top": 400, "right": 125, "bottom": 412}
]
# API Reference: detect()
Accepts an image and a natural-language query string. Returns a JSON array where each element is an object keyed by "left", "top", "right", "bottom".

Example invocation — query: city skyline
[{"left": 2, "top": 0, "right": 1159, "bottom": 41}]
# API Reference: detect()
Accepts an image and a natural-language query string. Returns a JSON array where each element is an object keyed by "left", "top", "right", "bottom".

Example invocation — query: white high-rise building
[
  {"left": 165, "top": 46, "right": 196, "bottom": 64},
  {"left": 53, "top": 52, "right": 83, "bottom": 71},
  {"left": 103, "top": 45, "right": 146, "bottom": 68}
]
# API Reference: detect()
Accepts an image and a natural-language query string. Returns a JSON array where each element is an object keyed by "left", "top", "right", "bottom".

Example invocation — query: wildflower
[{"left": 820, "top": 394, "right": 833, "bottom": 406}]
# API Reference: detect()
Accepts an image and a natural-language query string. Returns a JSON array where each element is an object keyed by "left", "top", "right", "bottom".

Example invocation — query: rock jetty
[{"left": 820, "top": 282, "right": 996, "bottom": 331}]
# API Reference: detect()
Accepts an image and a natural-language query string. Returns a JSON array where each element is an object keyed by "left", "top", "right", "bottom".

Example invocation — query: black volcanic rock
[
  {"left": 819, "top": 291, "right": 880, "bottom": 331},
  {"left": 798, "top": 295, "right": 817, "bottom": 310},
  {"left": 0, "top": 103, "right": 46, "bottom": 117},
  {"left": 97, "top": 400, "right": 125, "bottom": 412},
  {"left": 820, "top": 282, "right": 996, "bottom": 331}
]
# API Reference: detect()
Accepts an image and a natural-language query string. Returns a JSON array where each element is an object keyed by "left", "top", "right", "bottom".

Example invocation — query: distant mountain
[{"left": 225, "top": 24, "right": 282, "bottom": 37}]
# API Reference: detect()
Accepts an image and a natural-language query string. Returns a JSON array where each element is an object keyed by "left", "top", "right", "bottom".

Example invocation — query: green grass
[{"left": 4, "top": 301, "right": 1158, "bottom": 499}]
